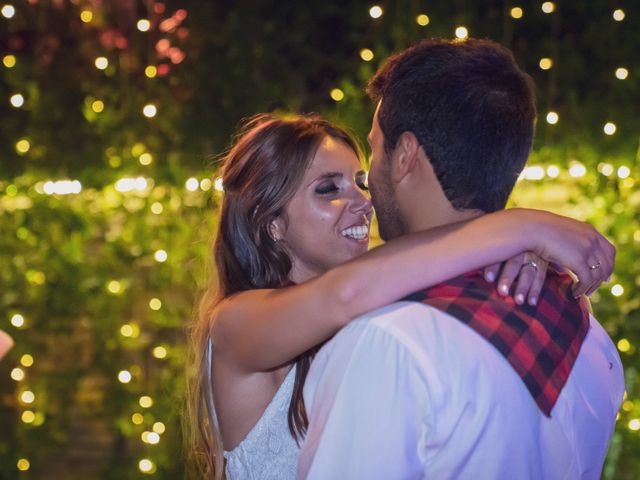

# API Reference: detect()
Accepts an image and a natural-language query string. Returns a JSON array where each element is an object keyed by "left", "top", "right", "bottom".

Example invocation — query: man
[{"left": 297, "top": 39, "right": 624, "bottom": 479}]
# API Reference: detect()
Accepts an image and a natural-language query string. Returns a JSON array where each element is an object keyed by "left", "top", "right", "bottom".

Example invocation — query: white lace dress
[{"left": 206, "top": 341, "right": 300, "bottom": 479}]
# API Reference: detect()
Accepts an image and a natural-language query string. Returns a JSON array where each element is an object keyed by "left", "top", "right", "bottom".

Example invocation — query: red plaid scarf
[{"left": 402, "top": 270, "right": 590, "bottom": 416}]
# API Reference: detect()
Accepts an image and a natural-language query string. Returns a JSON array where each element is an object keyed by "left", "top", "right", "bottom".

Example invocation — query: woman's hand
[
  {"left": 484, "top": 252, "right": 548, "bottom": 306},
  {"left": 516, "top": 209, "right": 615, "bottom": 298}
]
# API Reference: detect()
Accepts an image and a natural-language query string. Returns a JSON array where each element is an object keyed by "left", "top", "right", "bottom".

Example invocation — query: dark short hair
[{"left": 367, "top": 38, "right": 536, "bottom": 213}]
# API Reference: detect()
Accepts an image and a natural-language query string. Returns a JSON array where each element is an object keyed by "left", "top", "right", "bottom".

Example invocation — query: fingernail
[
  {"left": 499, "top": 283, "right": 509, "bottom": 295},
  {"left": 529, "top": 296, "right": 537, "bottom": 306},
  {"left": 486, "top": 272, "right": 495, "bottom": 282},
  {"left": 515, "top": 293, "right": 524, "bottom": 305}
]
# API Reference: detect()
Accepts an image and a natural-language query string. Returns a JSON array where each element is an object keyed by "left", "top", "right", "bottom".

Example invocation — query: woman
[{"left": 186, "top": 113, "right": 612, "bottom": 479}]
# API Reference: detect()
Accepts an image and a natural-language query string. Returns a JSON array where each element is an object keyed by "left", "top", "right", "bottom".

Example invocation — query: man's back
[{"left": 299, "top": 301, "right": 624, "bottom": 479}]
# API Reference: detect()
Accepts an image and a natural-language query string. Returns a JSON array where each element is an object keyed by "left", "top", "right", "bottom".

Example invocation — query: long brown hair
[{"left": 186, "top": 113, "right": 363, "bottom": 478}]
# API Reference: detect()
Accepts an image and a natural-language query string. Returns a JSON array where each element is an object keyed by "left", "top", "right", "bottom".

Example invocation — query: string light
[
  {"left": 115, "top": 177, "right": 148, "bottom": 192},
  {"left": 510, "top": 7, "right": 523, "bottom": 19},
  {"left": 613, "top": 9, "right": 625, "bottom": 21},
  {"left": 615, "top": 68, "right": 628, "bottom": 80},
  {"left": 3, "top": 54, "right": 16, "bottom": 68},
  {"left": 139, "top": 152, "right": 153, "bottom": 165},
  {"left": 145, "top": 66, "right": 157, "bottom": 78},
  {"left": 11, "top": 314, "right": 25, "bottom": 328},
  {"left": 21, "top": 410, "right": 35, "bottom": 423},
  {"left": 139, "top": 395, "right": 153, "bottom": 408},
  {"left": 611, "top": 284, "right": 624, "bottom": 297},
  {"left": 330, "top": 88, "right": 345, "bottom": 102},
  {"left": 617, "top": 166, "right": 631, "bottom": 179},
  {"left": 11, "top": 367, "right": 25, "bottom": 381},
  {"left": 154, "top": 250, "right": 167, "bottom": 262},
  {"left": 142, "top": 431, "right": 160, "bottom": 444},
  {"left": 539, "top": 58, "right": 553, "bottom": 70},
  {"left": 80, "top": 10, "right": 93, "bottom": 23},
  {"left": 200, "top": 178, "right": 212, "bottom": 191},
  {"left": 568, "top": 162, "right": 586, "bottom": 177},
  {"left": 455, "top": 26, "right": 468, "bottom": 39},
  {"left": 546, "top": 165, "right": 560, "bottom": 178},
  {"left": 214, "top": 177, "right": 224, "bottom": 192},
  {"left": 603, "top": 122, "right": 616, "bottom": 135},
  {"left": 91, "top": 100, "right": 104, "bottom": 113},
  {"left": 21, "top": 390, "right": 35, "bottom": 404},
  {"left": 139, "top": 459, "right": 156, "bottom": 474},
  {"left": 618, "top": 338, "right": 631, "bottom": 353},
  {"left": 629, "top": 419, "right": 640, "bottom": 431},
  {"left": 541, "top": 2, "right": 555, "bottom": 13},
  {"left": 151, "top": 202, "right": 163, "bottom": 214},
  {"left": 43, "top": 180, "right": 82, "bottom": 195},
  {"left": 10, "top": 93, "right": 24, "bottom": 108},
  {"left": 359, "top": 48, "right": 374, "bottom": 61},
  {"left": 185, "top": 177, "right": 199, "bottom": 191},
  {"left": 137, "top": 19, "right": 151, "bottom": 32},
  {"left": 152, "top": 346, "right": 168, "bottom": 359},
  {"left": 21, "top": 354, "right": 34, "bottom": 367},
  {"left": 369, "top": 6, "right": 383, "bottom": 19},
  {"left": 153, "top": 422, "right": 166, "bottom": 434},
  {"left": 598, "top": 163, "right": 614, "bottom": 176},
  {"left": 132, "top": 413, "right": 144, "bottom": 425},
  {"left": 149, "top": 298, "right": 162, "bottom": 310},
  {"left": 16, "top": 139, "right": 30, "bottom": 154},
  {"left": 416, "top": 14, "right": 429, "bottom": 26},
  {"left": 118, "top": 370, "right": 132, "bottom": 383},
  {"left": 94, "top": 57, "right": 109, "bottom": 70},
  {"left": 1, "top": 4, "right": 15, "bottom": 18},
  {"left": 17, "top": 459, "right": 30, "bottom": 471},
  {"left": 545, "top": 111, "right": 559, "bottom": 124},
  {"left": 142, "top": 104, "right": 157, "bottom": 118}
]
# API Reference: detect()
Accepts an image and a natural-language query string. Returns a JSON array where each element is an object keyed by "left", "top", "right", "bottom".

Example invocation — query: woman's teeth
[{"left": 340, "top": 225, "right": 368, "bottom": 240}]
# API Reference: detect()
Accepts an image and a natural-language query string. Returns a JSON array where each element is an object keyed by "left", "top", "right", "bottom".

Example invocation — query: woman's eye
[{"left": 315, "top": 183, "right": 339, "bottom": 195}]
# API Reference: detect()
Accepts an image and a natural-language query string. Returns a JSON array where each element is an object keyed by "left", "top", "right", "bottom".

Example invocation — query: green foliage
[{"left": 0, "top": 0, "right": 638, "bottom": 478}]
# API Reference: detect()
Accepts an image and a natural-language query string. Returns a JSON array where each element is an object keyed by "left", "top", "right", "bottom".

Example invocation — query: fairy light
[
  {"left": 120, "top": 324, "right": 134, "bottom": 337},
  {"left": 21, "top": 410, "right": 35, "bottom": 423},
  {"left": 539, "top": 58, "right": 553, "bottom": 70},
  {"left": 80, "top": 10, "right": 93, "bottom": 23},
  {"left": 118, "top": 370, "right": 132, "bottom": 383},
  {"left": 1, "top": 4, "right": 16, "bottom": 18},
  {"left": 611, "top": 284, "right": 624, "bottom": 297},
  {"left": 416, "top": 14, "right": 430, "bottom": 26},
  {"left": 568, "top": 162, "right": 586, "bottom": 178},
  {"left": 214, "top": 177, "right": 224, "bottom": 192},
  {"left": 369, "top": 5, "right": 383, "bottom": 18},
  {"left": 137, "top": 19, "right": 151, "bottom": 32},
  {"left": 360, "top": 48, "right": 374, "bottom": 61},
  {"left": 330, "top": 88, "right": 344, "bottom": 102},
  {"left": 510, "top": 7, "right": 523, "bottom": 19},
  {"left": 11, "top": 367, "right": 25, "bottom": 381},
  {"left": 151, "top": 202, "right": 163, "bottom": 214},
  {"left": 603, "top": 122, "right": 617, "bottom": 135},
  {"left": 617, "top": 338, "right": 631, "bottom": 353},
  {"left": 94, "top": 57, "right": 109, "bottom": 70},
  {"left": 185, "top": 177, "right": 199, "bottom": 191},
  {"left": 541, "top": 2, "right": 555, "bottom": 13},
  {"left": 598, "top": 163, "right": 614, "bottom": 176},
  {"left": 16, "top": 139, "right": 30, "bottom": 154},
  {"left": 613, "top": 9, "right": 625, "bottom": 21},
  {"left": 615, "top": 68, "right": 628, "bottom": 80},
  {"left": 149, "top": 298, "right": 162, "bottom": 310},
  {"left": 154, "top": 250, "right": 167, "bottom": 262},
  {"left": 17, "top": 459, "right": 30, "bottom": 471},
  {"left": 139, "top": 459, "right": 156, "bottom": 474},
  {"left": 43, "top": 180, "right": 82, "bottom": 195},
  {"left": 520, "top": 165, "right": 545, "bottom": 180},
  {"left": 200, "top": 178, "right": 212, "bottom": 191},
  {"left": 139, "top": 396, "right": 153, "bottom": 408},
  {"left": 152, "top": 346, "right": 167, "bottom": 359},
  {"left": 455, "top": 26, "right": 468, "bottom": 39},
  {"left": 21, "top": 390, "right": 35, "bottom": 404},
  {"left": 107, "top": 280, "right": 122, "bottom": 294},
  {"left": 142, "top": 104, "right": 157, "bottom": 118},
  {"left": 21, "top": 354, "right": 34, "bottom": 367},
  {"left": 145, "top": 65, "right": 157, "bottom": 78},
  {"left": 546, "top": 165, "right": 560, "bottom": 178},
  {"left": 629, "top": 419, "right": 640, "bottom": 431},
  {"left": 10, "top": 93, "right": 24, "bottom": 108},
  {"left": 143, "top": 431, "right": 160, "bottom": 444},
  {"left": 153, "top": 422, "right": 166, "bottom": 434},
  {"left": 617, "top": 166, "right": 631, "bottom": 179},
  {"left": 3, "top": 54, "right": 16, "bottom": 68},
  {"left": 91, "top": 100, "right": 104, "bottom": 113},
  {"left": 132, "top": 413, "right": 144, "bottom": 424},
  {"left": 139, "top": 152, "right": 153, "bottom": 165},
  {"left": 546, "top": 111, "right": 559, "bottom": 125},
  {"left": 11, "top": 314, "right": 25, "bottom": 328},
  {"left": 115, "top": 177, "right": 148, "bottom": 192}
]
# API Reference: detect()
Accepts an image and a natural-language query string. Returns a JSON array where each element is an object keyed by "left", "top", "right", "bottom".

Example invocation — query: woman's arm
[{"left": 212, "top": 208, "right": 614, "bottom": 373}]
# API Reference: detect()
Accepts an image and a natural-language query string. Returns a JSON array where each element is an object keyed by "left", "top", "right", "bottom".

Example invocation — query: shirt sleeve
[{"left": 297, "top": 317, "right": 431, "bottom": 479}]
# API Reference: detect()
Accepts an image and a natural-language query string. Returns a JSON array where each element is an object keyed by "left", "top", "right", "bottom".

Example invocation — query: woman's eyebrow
[{"left": 307, "top": 172, "right": 343, "bottom": 187}]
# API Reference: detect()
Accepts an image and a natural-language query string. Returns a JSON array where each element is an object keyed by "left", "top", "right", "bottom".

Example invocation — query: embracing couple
[{"left": 187, "top": 38, "right": 624, "bottom": 479}]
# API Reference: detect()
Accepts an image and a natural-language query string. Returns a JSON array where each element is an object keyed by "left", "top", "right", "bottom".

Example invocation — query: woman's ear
[{"left": 269, "top": 217, "right": 285, "bottom": 242}]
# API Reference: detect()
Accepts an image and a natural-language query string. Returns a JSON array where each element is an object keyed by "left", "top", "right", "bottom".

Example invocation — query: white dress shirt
[{"left": 298, "top": 302, "right": 624, "bottom": 480}]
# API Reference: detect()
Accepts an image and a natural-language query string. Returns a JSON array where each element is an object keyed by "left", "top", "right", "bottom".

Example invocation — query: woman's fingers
[
  {"left": 496, "top": 253, "right": 526, "bottom": 297},
  {"left": 484, "top": 263, "right": 501, "bottom": 283}
]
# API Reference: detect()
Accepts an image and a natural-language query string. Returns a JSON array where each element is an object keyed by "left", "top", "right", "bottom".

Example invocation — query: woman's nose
[{"left": 349, "top": 187, "right": 373, "bottom": 215}]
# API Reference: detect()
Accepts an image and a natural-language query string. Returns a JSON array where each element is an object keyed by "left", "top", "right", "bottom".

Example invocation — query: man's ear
[{"left": 389, "top": 131, "right": 421, "bottom": 184}]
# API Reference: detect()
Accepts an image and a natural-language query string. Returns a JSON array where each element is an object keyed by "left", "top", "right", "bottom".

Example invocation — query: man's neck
[{"left": 407, "top": 205, "right": 485, "bottom": 233}]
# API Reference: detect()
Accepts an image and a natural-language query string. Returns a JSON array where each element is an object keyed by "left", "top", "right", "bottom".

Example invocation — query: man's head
[{"left": 366, "top": 38, "right": 536, "bottom": 240}]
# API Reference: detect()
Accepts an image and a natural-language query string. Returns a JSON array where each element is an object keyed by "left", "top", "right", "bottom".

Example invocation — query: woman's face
[{"left": 275, "top": 135, "right": 373, "bottom": 283}]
